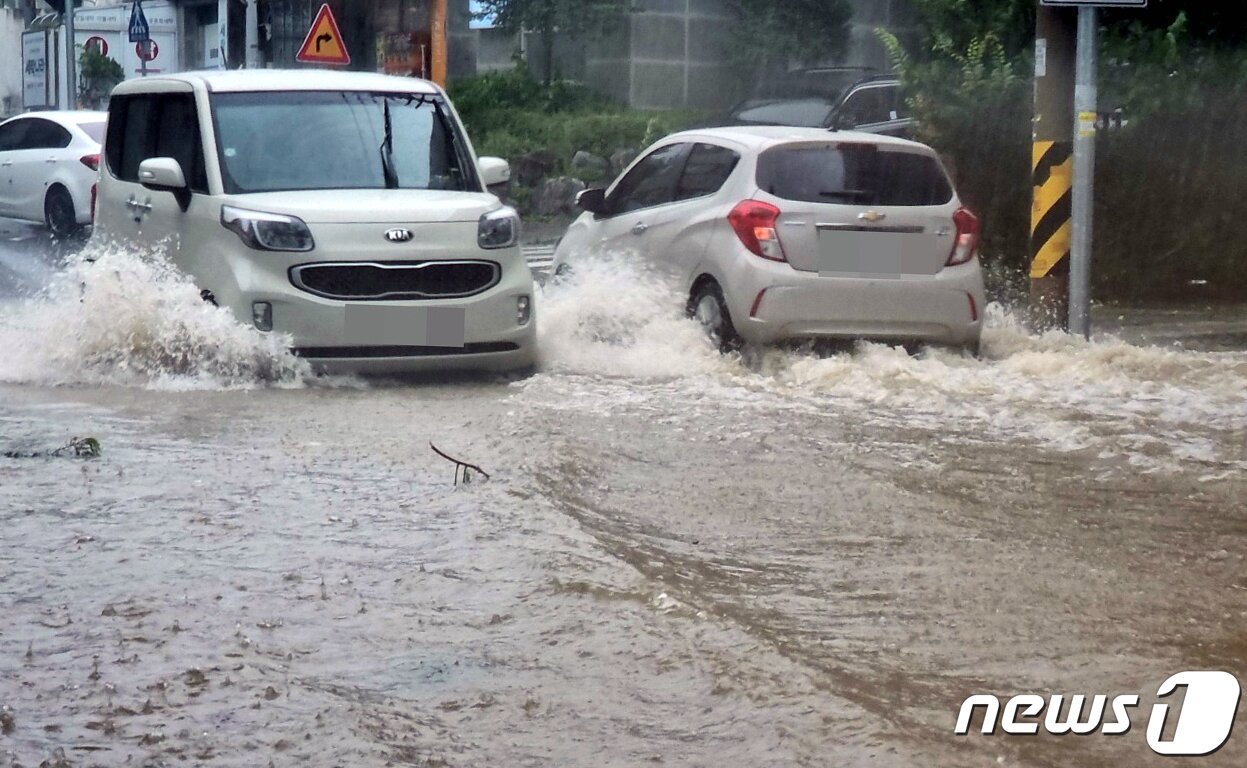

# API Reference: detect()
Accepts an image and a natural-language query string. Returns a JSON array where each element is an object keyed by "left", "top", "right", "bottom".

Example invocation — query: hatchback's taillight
[
  {"left": 946, "top": 207, "right": 980, "bottom": 266},
  {"left": 728, "top": 200, "right": 785, "bottom": 262},
  {"left": 80, "top": 154, "right": 100, "bottom": 172}
]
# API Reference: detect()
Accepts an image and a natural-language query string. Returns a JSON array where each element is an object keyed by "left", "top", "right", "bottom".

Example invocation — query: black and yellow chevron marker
[{"left": 1030, "top": 140, "right": 1074, "bottom": 279}]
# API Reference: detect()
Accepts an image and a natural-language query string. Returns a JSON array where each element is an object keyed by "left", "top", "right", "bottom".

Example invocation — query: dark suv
[
  {"left": 828, "top": 75, "right": 915, "bottom": 139},
  {"left": 698, "top": 71, "right": 914, "bottom": 139}
]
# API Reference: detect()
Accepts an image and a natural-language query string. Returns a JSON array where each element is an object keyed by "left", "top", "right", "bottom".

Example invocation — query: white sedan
[
  {"left": 0, "top": 110, "right": 107, "bottom": 237},
  {"left": 552, "top": 126, "right": 986, "bottom": 354}
]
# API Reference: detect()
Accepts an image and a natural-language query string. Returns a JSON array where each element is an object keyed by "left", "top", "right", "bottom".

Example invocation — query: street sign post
[
  {"left": 1037, "top": 0, "right": 1146, "bottom": 339},
  {"left": 129, "top": 2, "right": 151, "bottom": 76},
  {"left": 128, "top": 1, "right": 150, "bottom": 43},
  {"left": 296, "top": 4, "right": 351, "bottom": 66}
]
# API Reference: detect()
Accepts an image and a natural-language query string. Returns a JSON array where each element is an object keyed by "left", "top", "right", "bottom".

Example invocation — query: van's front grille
[{"left": 290, "top": 261, "right": 501, "bottom": 301}]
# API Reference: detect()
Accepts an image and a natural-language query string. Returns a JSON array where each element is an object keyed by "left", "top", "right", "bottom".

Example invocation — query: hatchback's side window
[
  {"left": 12, "top": 118, "right": 70, "bottom": 150},
  {"left": 106, "top": 93, "right": 209, "bottom": 194},
  {"left": 608, "top": 143, "right": 689, "bottom": 215},
  {"left": 676, "top": 143, "right": 740, "bottom": 201},
  {"left": 0, "top": 120, "right": 28, "bottom": 152}
]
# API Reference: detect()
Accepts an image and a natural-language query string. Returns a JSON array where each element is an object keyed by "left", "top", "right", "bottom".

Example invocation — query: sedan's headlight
[
  {"left": 221, "top": 205, "right": 315, "bottom": 252},
  {"left": 478, "top": 206, "right": 519, "bottom": 250}
]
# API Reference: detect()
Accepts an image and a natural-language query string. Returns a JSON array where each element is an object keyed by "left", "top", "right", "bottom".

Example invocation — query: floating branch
[
  {"left": 429, "top": 442, "right": 490, "bottom": 486},
  {"left": 3, "top": 436, "right": 101, "bottom": 459}
]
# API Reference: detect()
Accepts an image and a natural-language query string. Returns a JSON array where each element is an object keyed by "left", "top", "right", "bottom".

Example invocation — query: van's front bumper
[{"left": 218, "top": 242, "right": 536, "bottom": 374}]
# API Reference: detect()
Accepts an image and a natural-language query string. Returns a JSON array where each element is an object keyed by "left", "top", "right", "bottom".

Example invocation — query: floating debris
[{"left": 429, "top": 442, "right": 490, "bottom": 486}]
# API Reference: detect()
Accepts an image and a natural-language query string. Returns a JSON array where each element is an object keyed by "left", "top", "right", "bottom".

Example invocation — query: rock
[
  {"left": 610, "top": 147, "right": 640, "bottom": 177},
  {"left": 571, "top": 150, "right": 610, "bottom": 180},
  {"left": 513, "top": 150, "right": 556, "bottom": 187},
  {"left": 534, "top": 177, "right": 586, "bottom": 217}
]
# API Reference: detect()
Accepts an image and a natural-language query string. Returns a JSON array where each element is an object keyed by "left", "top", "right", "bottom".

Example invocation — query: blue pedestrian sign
[{"left": 128, "top": 1, "right": 150, "bottom": 44}]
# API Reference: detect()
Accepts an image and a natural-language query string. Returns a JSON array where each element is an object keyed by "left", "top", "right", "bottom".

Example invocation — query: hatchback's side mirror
[
  {"left": 576, "top": 187, "right": 607, "bottom": 215},
  {"left": 477, "top": 156, "right": 511, "bottom": 190},
  {"left": 138, "top": 157, "right": 190, "bottom": 211}
]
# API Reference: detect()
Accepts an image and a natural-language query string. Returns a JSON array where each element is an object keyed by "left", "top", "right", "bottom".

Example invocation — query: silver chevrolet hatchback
[
  {"left": 553, "top": 126, "right": 985, "bottom": 354},
  {"left": 94, "top": 70, "right": 535, "bottom": 373}
]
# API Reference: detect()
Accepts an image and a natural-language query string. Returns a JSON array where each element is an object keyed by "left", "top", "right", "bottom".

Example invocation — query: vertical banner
[{"left": 22, "top": 31, "right": 52, "bottom": 110}]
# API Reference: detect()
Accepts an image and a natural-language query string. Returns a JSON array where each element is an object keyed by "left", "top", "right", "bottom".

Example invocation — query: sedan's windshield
[{"left": 211, "top": 91, "right": 476, "bottom": 194}]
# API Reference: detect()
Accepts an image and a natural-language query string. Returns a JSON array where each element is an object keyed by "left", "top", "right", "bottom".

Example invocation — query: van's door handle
[
  {"left": 1, "top": 160, "right": 12, "bottom": 167},
  {"left": 46, "top": 158, "right": 58, "bottom": 164},
  {"left": 631, "top": 222, "right": 648, "bottom": 235}
]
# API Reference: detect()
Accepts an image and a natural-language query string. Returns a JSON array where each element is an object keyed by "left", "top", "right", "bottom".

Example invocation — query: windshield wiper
[{"left": 380, "top": 97, "right": 399, "bottom": 189}]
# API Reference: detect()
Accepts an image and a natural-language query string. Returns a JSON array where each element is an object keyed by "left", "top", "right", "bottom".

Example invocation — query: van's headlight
[
  {"left": 478, "top": 206, "right": 519, "bottom": 250},
  {"left": 221, "top": 205, "right": 315, "bottom": 252}
]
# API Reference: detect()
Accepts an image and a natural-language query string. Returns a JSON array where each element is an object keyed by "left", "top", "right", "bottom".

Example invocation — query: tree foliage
[{"left": 880, "top": 0, "right": 1247, "bottom": 301}]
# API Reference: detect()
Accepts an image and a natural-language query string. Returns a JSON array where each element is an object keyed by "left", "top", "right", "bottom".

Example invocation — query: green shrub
[{"left": 451, "top": 66, "right": 707, "bottom": 181}]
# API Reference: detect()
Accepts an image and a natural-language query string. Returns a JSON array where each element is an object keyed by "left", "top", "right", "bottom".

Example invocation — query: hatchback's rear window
[
  {"left": 757, "top": 144, "right": 953, "bottom": 206},
  {"left": 79, "top": 121, "right": 106, "bottom": 143}
]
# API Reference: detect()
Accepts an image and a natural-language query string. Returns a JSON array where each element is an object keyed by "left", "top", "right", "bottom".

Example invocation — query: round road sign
[
  {"left": 136, "top": 40, "right": 159, "bottom": 62},
  {"left": 84, "top": 36, "right": 108, "bottom": 56}
]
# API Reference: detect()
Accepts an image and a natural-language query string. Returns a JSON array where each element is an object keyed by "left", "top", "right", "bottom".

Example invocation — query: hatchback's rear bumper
[{"left": 725, "top": 257, "right": 985, "bottom": 347}]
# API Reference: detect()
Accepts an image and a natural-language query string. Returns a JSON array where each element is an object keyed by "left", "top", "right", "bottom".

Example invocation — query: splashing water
[
  {"left": 525, "top": 264, "right": 1247, "bottom": 472},
  {"left": 0, "top": 241, "right": 310, "bottom": 390},
  {"left": 535, "top": 255, "right": 733, "bottom": 379}
]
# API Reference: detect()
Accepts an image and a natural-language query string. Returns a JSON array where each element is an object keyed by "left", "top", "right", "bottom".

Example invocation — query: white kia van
[{"left": 94, "top": 70, "right": 535, "bottom": 373}]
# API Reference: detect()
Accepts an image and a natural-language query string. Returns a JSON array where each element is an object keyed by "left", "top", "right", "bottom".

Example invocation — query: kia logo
[{"left": 384, "top": 228, "right": 413, "bottom": 243}]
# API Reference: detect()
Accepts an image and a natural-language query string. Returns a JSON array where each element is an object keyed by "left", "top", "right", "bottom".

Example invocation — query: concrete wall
[
  {"left": 578, "top": 0, "right": 917, "bottom": 111},
  {"left": 844, "top": 0, "right": 918, "bottom": 71},
  {"left": 379, "top": 0, "right": 920, "bottom": 109},
  {"left": 583, "top": 0, "right": 744, "bottom": 111}
]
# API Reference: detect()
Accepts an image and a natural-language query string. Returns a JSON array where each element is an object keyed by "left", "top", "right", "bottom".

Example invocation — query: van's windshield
[{"left": 210, "top": 91, "right": 477, "bottom": 194}]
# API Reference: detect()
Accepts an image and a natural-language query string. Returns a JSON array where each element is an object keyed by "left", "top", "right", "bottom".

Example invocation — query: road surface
[{"left": 1, "top": 223, "right": 1245, "bottom": 767}]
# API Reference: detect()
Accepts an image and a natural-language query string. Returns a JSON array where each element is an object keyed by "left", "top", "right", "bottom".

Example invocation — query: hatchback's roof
[
  {"left": 3, "top": 110, "right": 107, "bottom": 125},
  {"left": 113, "top": 69, "right": 442, "bottom": 96},
  {"left": 665, "top": 125, "right": 930, "bottom": 152}
]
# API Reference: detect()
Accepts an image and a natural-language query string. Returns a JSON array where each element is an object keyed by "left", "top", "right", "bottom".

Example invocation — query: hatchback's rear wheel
[
  {"left": 44, "top": 187, "right": 79, "bottom": 239},
  {"left": 689, "top": 281, "right": 742, "bottom": 352}
]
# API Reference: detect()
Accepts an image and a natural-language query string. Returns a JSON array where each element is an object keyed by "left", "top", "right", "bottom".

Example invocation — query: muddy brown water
[{"left": 1, "top": 249, "right": 1245, "bottom": 766}]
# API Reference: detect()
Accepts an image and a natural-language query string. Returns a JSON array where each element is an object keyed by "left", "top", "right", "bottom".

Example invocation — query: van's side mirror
[
  {"left": 576, "top": 188, "right": 607, "bottom": 215},
  {"left": 138, "top": 157, "right": 190, "bottom": 211},
  {"left": 477, "top": 157, "right": 511, "bottom": 190}
]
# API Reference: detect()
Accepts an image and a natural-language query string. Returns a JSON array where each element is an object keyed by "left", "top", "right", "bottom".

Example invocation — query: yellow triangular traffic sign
[{"left": 296, "top": 4, "right": 350, "bottom": 66}]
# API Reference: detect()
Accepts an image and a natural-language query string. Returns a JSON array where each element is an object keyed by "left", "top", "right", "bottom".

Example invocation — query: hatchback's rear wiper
[{"left": 380, "top": 98, "right": 399, "bottom": 189}]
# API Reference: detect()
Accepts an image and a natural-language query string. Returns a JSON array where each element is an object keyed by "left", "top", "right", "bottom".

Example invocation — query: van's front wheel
[{"left": 689, "top": 281, "right": 742, "bottom": 353}]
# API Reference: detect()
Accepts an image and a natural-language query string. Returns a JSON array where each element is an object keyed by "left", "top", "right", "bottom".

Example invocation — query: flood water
[{"left": 1, "top": 243, "right": 1245, "bottom": 766}]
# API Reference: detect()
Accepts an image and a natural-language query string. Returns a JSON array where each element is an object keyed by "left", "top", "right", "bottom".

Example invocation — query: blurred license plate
[
  {"left": 344, "top": 306, "right": 465, "bottom": 347},
  {"left": 818, "top": 230, "right": 928, "bottom": 277}
]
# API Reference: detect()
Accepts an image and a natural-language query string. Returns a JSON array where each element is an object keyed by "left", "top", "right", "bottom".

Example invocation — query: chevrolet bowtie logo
[{"left": 858, "top": 210, "right": 886, "bottom": 223}]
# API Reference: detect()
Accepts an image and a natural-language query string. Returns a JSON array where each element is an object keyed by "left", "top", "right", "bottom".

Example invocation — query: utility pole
[
  {"left": 245, "top": 0, "right": 260, "bottom": 68},
  {"left": 63, "top": 0, "right": 76, "bottom": 109},
  {"left": 1069, "top": 6, "right": 1098, "bottom": 338},
  {"left": 1029, "top": 4, "right": 1076, "bottom": 331}
]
